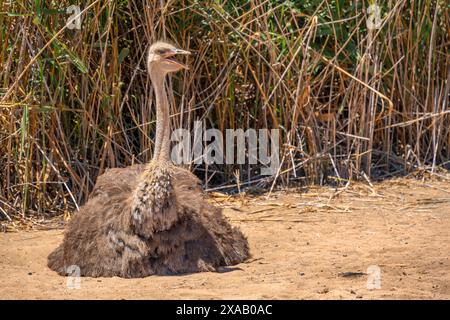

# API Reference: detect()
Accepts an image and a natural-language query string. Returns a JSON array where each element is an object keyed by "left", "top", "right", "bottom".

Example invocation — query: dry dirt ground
[{"left": 1, "top": 178, "right": 449, "bottom": 299}]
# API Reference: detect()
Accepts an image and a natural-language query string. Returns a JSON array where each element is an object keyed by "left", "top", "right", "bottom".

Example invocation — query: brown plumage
[{"left": 47, "top": 41, "right": 249, "bottom": 278}]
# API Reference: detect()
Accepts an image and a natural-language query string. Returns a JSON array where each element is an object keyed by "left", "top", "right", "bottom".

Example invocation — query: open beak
[
  {"left": 164, "top": 48, "right": 191, "bottom": 70},
  {"left": 173, "top": 48, "right": 191, "bottom": 55}
]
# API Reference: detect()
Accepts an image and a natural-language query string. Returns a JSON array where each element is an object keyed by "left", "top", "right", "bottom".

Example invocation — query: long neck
[
  {"left": 151, "top": 70, "right": 171, "bottom": 163},
  {"left": 130, "top": 70, "right": 173, "bottom": 232}
]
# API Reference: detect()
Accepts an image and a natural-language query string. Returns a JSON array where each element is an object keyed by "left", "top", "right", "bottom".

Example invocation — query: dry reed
[{"left": 0, "top": 0, "right": 448, "bottom": 218}]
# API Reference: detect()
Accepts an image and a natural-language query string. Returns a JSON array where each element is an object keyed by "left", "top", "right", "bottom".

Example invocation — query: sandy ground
[{"left": 0, "top": 178, "right": 449, "bottom": 299}]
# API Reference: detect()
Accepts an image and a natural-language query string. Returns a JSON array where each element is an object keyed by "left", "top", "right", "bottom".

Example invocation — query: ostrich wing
[{"left": 90, "top": 164, "right": 146, "bottom": 199}]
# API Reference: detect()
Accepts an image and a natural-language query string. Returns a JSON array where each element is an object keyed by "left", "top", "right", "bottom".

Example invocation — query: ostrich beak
[
  {"left": 173, "top": 48, "right": 191, "bottom": 55},
  {"left": 164, "top": 48, "right": 191, "bottom": 70}
]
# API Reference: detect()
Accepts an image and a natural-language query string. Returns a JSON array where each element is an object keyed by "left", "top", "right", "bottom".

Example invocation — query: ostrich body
[{"left": 47, "top": 42, "right": 249, "bottom": 277}]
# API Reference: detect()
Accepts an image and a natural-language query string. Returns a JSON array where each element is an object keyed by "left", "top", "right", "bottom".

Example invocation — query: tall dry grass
[{"left": 0, "top": 0, "right": 449, "bottom": 218}]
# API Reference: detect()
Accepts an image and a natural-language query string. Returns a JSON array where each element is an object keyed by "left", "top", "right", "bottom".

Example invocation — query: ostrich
[{"left": 47, "top": 41, "right": 249, "bottom": 278}]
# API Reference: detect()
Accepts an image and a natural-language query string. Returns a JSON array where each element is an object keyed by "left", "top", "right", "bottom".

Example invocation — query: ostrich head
[{"left": 147, "top": 41, "right": 191, "bottom": 75}]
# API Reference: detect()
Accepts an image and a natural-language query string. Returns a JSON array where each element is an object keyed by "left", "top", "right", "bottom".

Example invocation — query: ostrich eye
[{"left": 155, "top": 49, "right": 168, "bottom": 55}]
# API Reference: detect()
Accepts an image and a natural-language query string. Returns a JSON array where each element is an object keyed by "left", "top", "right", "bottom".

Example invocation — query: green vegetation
[{"left": 0, "top": 0, "right": 449, "bottom": 217}]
